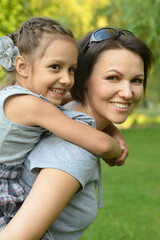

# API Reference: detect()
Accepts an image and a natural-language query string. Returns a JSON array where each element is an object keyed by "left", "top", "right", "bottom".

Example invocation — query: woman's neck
[
  {"left": 64, "top": 100, "right": 85, "bottom": 113},
  {"left": 64, "top": 100, "right": 110, "bottom": 130}
]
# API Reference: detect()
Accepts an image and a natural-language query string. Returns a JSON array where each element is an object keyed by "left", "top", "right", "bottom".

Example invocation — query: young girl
[
  {"left": 0, "top": 17, "right": 126, "bottom": 230},
  {"left": 0, "top": 27, "right": 153, "bottom": 240}
]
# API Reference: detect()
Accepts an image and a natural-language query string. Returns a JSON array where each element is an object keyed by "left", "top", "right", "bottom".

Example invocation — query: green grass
[{"left": 80, "top": 127, "right": 160, "bottom": 240}]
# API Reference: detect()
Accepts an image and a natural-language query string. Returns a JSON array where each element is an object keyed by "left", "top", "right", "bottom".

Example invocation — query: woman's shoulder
[{"left": 58, "top": 105, "right": 96, "bottom": 128}]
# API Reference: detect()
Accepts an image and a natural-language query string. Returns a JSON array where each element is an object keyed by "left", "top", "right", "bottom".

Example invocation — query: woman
[{"left": 0, "top": 27, "right": 153, "bottom": 240}]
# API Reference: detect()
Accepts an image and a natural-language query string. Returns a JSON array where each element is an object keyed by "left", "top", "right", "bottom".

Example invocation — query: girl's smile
[
  {"left": 49, "top": 87, "right": 66, "bottom": 99},
  {"left": 16, "top": 38, "right": 78, "bottom": 105}
]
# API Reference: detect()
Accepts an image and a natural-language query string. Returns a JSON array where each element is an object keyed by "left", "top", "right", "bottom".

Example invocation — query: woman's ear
[{"left": 15, "top": 55, "right": 29, "bottom": 77}]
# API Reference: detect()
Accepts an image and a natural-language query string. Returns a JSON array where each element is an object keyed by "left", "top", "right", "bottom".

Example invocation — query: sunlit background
[{"left": 0, "top": 1, "right": 160, "bottom": 239}]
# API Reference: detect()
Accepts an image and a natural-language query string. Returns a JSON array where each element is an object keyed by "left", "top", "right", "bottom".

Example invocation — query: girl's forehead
[
  {"left": 34, "top": 36, "right": 78, "bottom": 60},
  {"left": 42, "top": 33, "right": 77, "bottom": 46},
  {"left": 46, "top": 38, "right": 78, "bottom": 53}
]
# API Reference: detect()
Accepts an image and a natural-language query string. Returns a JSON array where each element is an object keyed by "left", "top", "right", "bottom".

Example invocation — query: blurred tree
[
  {"left": 0, "top": 0, "right": 109, "bottom": 38},
  {"left": 0, "top": 0, "right": 25, "bottom": 35},
  {"left": 92, "top": 0, "right": 160, "bottom": 103}
]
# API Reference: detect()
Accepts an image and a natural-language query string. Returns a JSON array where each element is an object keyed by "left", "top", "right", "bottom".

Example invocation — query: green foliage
[
  {"left": 80, "top": 127, "right": 160, "bottom": 240},
  {"left": 0, "top": 0, "right": 27, "bottom": 35},
  {"left": 0, "top": 0, "right": 109, "bottom": 39},
  {"left": 0, "top": 0, "right": 26, "bottom": 81}
]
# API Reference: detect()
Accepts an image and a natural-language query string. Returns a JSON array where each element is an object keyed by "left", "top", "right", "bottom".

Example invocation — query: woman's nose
[{"left": 118, "top": 82, "right": 133, "bottom": 99}]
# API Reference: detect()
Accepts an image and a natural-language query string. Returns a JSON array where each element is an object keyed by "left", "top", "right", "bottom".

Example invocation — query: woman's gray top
[{"left": 21, "top": 106, "right": 103, "bottom": 240}]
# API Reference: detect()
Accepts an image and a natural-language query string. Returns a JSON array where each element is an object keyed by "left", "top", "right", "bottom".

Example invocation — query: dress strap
[{"left": 97, "top": 158, "right": 103, "bottom": 208}]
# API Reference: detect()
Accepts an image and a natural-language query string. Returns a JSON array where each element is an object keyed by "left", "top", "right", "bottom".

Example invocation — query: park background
[{"left": 0, "top": 0, "right": 160, "bottom": 239}]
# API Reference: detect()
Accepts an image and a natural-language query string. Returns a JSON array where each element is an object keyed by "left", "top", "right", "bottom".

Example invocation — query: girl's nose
[
  {"left": 118, "top": 82, "right": 133, "bottom": 99},
  {"left": 59, "top": 73, "right": 72, "bottom": 86}
]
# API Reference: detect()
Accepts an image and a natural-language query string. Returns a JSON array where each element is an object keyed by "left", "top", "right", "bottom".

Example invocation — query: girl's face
[
  {"left": 24, "top": 38, "right": 78, "bottom": 105},
  {"left": 85, "top": 48, "right": 144, "bottom": 130}
]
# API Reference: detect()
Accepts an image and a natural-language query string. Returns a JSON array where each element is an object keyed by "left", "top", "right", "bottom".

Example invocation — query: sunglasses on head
[{"left": 89, "top": 27, "right": 135, "bottom": 45}]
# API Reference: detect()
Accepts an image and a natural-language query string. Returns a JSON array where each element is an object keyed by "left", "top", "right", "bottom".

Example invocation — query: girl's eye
[
  {"left": 51, "top": 65, "right": 60, "bottom": 70},
  {"left": 69, "top": 67, "right": 76, "bottom": 74}
]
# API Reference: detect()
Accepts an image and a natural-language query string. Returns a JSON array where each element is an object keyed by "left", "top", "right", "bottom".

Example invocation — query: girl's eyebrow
[{"left": 48, "top": 59, "right": 77, "bottom": 66}]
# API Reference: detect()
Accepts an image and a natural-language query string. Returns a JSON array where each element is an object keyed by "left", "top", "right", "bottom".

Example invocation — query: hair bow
[{"left": 0, "top": 36, "right": 20, "bottom": 71}]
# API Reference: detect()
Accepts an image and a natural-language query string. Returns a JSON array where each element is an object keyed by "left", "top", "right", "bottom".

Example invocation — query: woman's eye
[
  {"left": 132, "top": 78, "right": 143, "bottom": 84},
  {"left": 107, "top": 76, "right": 118, "bottom": 80},
  {"left": 51, "top": 65, "right": 60, "bottom": 70}
]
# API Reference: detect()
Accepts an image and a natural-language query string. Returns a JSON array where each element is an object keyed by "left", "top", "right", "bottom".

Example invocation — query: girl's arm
[
  {"left": 0, "top": 168, "right": 81, "bottom": 240},
  {"left": 4, "top": 95, "right": 122, "bottom": 159}
]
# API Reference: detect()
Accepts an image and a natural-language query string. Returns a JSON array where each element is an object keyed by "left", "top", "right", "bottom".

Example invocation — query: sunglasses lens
[
  {"left": 122, "top": 30, "right": 135, "bottom": 36},
  {"left": 93, "top": 28, "right": 117, "bottom": 42},
  {"left": 89, "top": 28, "right": 135, "bottom": 45}
]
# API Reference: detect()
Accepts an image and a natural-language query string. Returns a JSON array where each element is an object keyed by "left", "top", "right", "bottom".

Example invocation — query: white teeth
[
  {"left": 111, "top": 102, "right": 129, "bottom": 109},
  {"left": 50, "top": 88, "right": 63, "bottom": 94}
]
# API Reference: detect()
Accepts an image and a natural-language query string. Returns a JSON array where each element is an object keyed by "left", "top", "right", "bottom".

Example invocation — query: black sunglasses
[{"left": 89, "top": 27, "right": 135, "bottom": 45}]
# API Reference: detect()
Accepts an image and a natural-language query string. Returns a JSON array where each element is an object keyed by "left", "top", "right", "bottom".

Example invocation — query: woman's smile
[
  {"left": 85, "top": 48, "right": 144, "bottom": 129},
  {"left": 110, "top": 102, "right": 131, "bottom": 111}
]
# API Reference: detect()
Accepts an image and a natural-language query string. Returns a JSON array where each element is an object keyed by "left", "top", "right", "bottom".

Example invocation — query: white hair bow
[{"left": 0, "top": 36, "right": 20, "bottom": 71}]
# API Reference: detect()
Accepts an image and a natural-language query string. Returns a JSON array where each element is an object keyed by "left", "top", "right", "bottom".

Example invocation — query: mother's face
[{"left": 85, "top": 48, "right": 144, "bottom": 128}]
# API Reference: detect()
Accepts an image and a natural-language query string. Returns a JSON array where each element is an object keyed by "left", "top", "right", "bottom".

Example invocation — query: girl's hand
[
  {"left": 103, "top": 146, "right": 128, "bottom": 167},
  {"left": 103, "top": 123, "right": 129, "bottom": 166}
]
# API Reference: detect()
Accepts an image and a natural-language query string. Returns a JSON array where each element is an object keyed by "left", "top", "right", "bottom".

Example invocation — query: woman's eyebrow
[
  {"left": 105, "top": 69, "right": 123, "bottom": 76},
  {"left": 106, "top": 70, "right": 144, "bottom": 78},
  {"left": 134, "top": 74, "right": 144, "bottom": 78}
]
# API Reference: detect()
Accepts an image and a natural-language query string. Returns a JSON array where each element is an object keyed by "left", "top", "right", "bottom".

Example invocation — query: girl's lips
[
  {"left": 49, "top": 88, "right": 65, "bottom": 95},
  {"left": 49, "top": 88, "right": 66, "bottom": 98}
]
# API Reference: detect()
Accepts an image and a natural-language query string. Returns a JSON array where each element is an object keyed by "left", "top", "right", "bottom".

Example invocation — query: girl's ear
[{"left": 15, "top": 55, "right": 29, "bottom": 77}]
